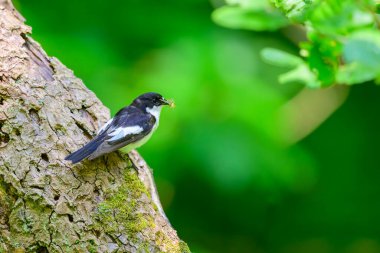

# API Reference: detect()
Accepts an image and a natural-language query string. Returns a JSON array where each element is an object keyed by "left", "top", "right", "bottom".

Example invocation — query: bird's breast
[{"left": 120, "top": 126, "right": 156, "bottom": 153}]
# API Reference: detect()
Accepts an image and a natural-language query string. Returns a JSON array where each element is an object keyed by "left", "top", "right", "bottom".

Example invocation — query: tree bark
[{"left": 0, "top": 1, "right": 189, "bottom": 252}]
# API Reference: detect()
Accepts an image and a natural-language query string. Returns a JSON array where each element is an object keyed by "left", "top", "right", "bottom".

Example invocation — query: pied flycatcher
[{"left": 65, "top": 92, "right": 173, "bottom": 164}]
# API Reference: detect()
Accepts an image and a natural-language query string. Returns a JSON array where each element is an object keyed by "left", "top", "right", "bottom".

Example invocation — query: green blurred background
[{"left": 16, "top": 0, "right": 380, "bottom": 252}]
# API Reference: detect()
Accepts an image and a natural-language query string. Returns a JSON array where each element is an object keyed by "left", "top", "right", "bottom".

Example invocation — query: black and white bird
[{"left": 65, "top": 92, "right": 173, "bottom": 164}]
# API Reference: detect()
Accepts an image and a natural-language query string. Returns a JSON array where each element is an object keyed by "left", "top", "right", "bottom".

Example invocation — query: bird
[{"left": 65, "top": 92, "right": 174, "bottom": 164}]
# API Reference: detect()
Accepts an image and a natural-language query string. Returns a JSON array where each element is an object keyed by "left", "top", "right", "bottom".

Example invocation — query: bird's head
[{"left": 132, "top": 92, "right": 174, "bottom": 111}]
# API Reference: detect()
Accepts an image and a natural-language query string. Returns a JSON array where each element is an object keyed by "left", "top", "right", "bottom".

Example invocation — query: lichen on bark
[{"left": 0, "top": 1, "right": 188, "bottom": 252}]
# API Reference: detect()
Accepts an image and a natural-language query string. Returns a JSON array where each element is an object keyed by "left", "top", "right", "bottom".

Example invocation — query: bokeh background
[{"left": 15, "top": 0, "right": 380, "bottom": 252}]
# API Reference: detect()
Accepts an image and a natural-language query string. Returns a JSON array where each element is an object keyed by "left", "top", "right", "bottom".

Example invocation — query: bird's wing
[
  {"left": 97, "top": 106, "right": 137, "bottom": 136},
  {"left": 97, "top": 118, "right": 114, "bottom": 135},
  {"left": 88, "top": 107, "right": 156, "bottom": 159},
  {"left": 106, "top": 107, "right": 155, "bottom": 145}
]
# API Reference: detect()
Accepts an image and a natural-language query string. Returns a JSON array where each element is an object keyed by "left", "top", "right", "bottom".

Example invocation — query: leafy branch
[{"left": 213, "top": 0, "right": 380, "bottom": 88}]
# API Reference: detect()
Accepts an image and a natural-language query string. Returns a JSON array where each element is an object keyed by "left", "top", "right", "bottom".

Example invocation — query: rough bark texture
[{"left": 0, "top": 1, "right": 189, "bottom": 252}]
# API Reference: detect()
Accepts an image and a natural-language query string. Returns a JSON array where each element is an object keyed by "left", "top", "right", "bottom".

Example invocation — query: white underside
[{"left": 120, "top": 129, "right": 155, "bottom": 153}]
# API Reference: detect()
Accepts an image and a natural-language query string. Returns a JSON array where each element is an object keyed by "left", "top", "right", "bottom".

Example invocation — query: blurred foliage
[
  {"left": 212, "top": 0, "right": 289, "bottom": 31},
  {"left": 213, "top": 0, "right": 380, "bottom": 87},
  {"left": 16, "top": 0, "right": 380, "bottom": 252}
]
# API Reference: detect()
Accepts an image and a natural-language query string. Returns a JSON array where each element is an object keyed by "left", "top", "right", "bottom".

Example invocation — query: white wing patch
[
  {"left": 108, "top": 126, "right": 143, "bottom": 142},
  {"left": 98, "top": 118, "right": 113, "bottom": 134}
]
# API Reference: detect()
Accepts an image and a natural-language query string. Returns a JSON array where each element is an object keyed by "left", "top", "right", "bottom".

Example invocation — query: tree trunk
[{"left": 0, "top": 1, "right": 189, "bottom": 252}]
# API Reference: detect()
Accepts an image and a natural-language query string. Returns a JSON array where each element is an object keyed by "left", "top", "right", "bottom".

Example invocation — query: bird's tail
[{"left": 65, "top": 137, "right": 104, "bottom": 164}]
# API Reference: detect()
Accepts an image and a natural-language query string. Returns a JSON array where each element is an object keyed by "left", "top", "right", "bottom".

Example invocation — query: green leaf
[
  {"left": 212, "top": 5, "right": 289, "bottom": 31},
  {"left": 343, "top": 30, "right": 380, "bottom": 65},
  {"left": 261, "top": 48, "right": 303, "bottom": 68},
  {"left": 310, "top": 0, "right": 374, "bottom": 35},
  {"left": 337, "top": 29, "right": 380, "bottom": 84},
  {"left": 337, "top": 63, "right": 377, "bottom": 84},
  {"left": 271, "top": 0, "right": 314, "bottom": 21},
  {"left": 261, "top": 48, "right": 320, "bottom": 88},
  {"left": 301, "top": 36, "right": 341, "bottom": 86},
  {"left": 226, "top": 0, "right": 266, "bottom": 8},
  {"left": 279, "top": 64, "right": 321, "bottom": 88}
]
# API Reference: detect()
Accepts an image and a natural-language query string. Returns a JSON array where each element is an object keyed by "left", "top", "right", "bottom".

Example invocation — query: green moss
[
  {"left": 54, "top": 124, "right": 67, "bottom": 134},
  {"left": 0, "top": 242, "right": 5, "bottom": 253},
  {"left": 179, "top": 241, "right": 191, "bottom": 253},
  {"left": 0, "top": 176, "right": 15, "bottom": 251},
  {"left": 92, "top": 167, "right": 190, "bottom": 252},
  {"left": 87, "top": 239, "right": 97, "bottom": 253},
  {"left": 13, "top": 249, "right": 25, "bottom": 253},
  {"left": 0, "top": 176, "right": 13, "bottom": 215},
  {"left": 93, "top": 168, "right": 154, "bottom": 244},
  {"left": 154, "top": 231, "right": 191, "bottom": 253},
  {"left": 6, "top": 196, "right": 52, "bottom": 251}
]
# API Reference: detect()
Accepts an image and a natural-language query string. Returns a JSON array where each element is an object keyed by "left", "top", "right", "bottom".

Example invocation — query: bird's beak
[{"left": 161, "top": 98, "right": 175, "bottom": 108}]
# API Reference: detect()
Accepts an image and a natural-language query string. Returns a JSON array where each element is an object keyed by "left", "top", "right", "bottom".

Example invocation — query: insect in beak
[
  {"left": 161, "top": 98, "right": 175, "bottom": 108},
  {"left": 167, "top": 99, "right": 175, "bottom": 108}
]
